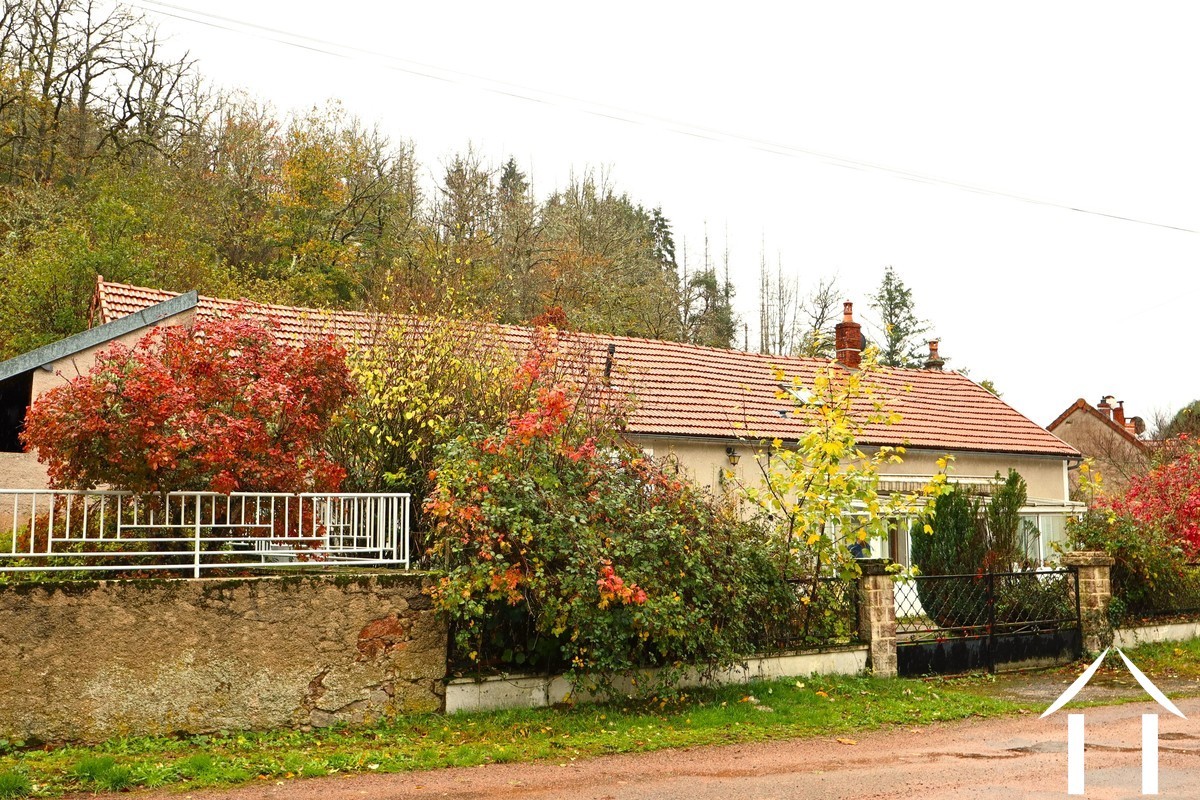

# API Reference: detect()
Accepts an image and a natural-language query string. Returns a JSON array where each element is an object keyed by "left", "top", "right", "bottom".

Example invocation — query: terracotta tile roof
[
  {"left": 93, "top": 280, "right": 1079, "bottom": 458},
  {"left": 90, "top": 278, "right": 383, "bottom": 344}
]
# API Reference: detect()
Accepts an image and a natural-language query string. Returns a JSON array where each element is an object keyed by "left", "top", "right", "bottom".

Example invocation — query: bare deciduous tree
[
  {"left": 757, "top": 253, "right": 839, "bottom": 358},
  {"left": 0, "top": 0, "right": 205, "bottom": 181}
]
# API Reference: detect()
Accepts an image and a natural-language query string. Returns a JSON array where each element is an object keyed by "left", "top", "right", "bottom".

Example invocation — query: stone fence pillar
[
  {"left": 1062, "top": 550, "right": 1115, "bottom": 654},
  {"left": 856, "top": 558, "right": 897, "bottom": 678}
]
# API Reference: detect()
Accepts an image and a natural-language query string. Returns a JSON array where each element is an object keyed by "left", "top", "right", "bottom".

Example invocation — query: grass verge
[
  {"left": 1109, "top": 637, "right": 1200, "bottom": 680},
  {"left": 0, "top": 672, "right": 1023, "bottom": 797},
  {"left": 7, "top": 638, "right": 1200, "bottom": 798}
]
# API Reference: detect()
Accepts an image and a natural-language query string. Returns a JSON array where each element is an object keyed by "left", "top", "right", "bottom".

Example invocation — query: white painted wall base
[
  {"left": 445, "top": 645, "right": 869, "bottom": 714},
  {"left": 1115, "top": 621, "right": 1200, "bottom": 650}
]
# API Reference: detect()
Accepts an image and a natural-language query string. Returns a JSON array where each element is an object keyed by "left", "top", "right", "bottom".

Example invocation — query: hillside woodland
[{"left": 0, "top": 0, "right": 743, "bottom": 358}]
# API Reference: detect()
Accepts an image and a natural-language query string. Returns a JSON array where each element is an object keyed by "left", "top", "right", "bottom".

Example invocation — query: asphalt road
[{"left": 113, "top": 697, "right": 1200, "bottom": 800}]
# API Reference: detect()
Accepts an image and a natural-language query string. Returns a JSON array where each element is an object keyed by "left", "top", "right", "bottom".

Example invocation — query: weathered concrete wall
[
  {"left": 446, "top": 645, "right": 868, "bottom": 713},
  {"left": 1115, "top": 621, "right": 1200, "bottom": 650},
  {"left": 0, "top": 571, "right": 447, "bottom": 743}
]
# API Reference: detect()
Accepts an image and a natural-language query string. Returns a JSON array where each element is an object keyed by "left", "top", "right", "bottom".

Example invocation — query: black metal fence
[
  {"left": 1122, "top": 563, "right": 1200, "bottom": 619},
  {"left": 761, "top": 576, "right": 860, "bottom": 651},
  {"left": 447, "top": 574, "right": 863, "bottom": 676},
  {"left": 895, "top": 569, "right": 1080, "bottom": 675}
]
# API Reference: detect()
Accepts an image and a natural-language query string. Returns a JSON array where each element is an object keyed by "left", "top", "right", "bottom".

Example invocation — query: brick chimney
[
  {"left": 834, "top": 302, "right": 863, "bottom": 369},
  {"left": 923, "top": 340, "right": 944, "bottom": 370},
  {"left": 1097, "top": 396, "right": 1115, "bottom": 420},
  {"left": 1113, "top": 400, "right": 1127, "bottom": 428}
]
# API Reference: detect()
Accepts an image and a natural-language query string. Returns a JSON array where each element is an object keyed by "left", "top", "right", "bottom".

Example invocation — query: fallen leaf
[{"left": 837, "top": 738, "right": 858, "bottom": 745}]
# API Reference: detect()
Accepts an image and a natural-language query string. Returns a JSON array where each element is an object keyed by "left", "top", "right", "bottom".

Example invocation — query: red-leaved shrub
[{"left": 22, "top": 314, "right": 352, "bottom": 494}]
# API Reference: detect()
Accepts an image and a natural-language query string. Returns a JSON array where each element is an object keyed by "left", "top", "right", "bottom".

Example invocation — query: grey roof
[{"left": 0, "top": 291, "right": 198, "bottom": 384}]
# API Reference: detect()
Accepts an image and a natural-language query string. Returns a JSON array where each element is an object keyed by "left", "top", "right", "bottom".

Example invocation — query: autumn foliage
[
  {"left": 22, "top": 315, "right": 352, "bottom": 494},
  {"left": 425, "top": 335, "right": 788, "bottom": 693},
  {"left": 1106, "top": 436, "right": 1200, "bottom": 553},
  {"left": 328, "top": 314, "right": 520, "bottom": 553},
  {"left": 1069, "top": 437, "right": 1200, "bottom": 615}
]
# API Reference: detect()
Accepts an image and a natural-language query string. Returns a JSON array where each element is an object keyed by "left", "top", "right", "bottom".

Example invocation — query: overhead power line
[{"left": 128, "top": 0, "right": 1197, "bottom": 235}]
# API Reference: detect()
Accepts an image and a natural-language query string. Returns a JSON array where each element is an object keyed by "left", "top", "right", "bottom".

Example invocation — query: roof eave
[
  {"left": 0, "top": 291, "right": 198, "bottom": 384},
  {"left": 626, "top": 427, "right": 1080, "bottom": 459}
]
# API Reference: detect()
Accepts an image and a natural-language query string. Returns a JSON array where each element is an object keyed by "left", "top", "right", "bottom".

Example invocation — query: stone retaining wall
[{"left": 0, "top": 572, "right": 446, "bottom": 743}]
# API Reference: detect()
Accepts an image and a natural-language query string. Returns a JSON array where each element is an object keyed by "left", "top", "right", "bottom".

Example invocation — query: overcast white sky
[{"left": 130, "top": 0, "right": 1200, "bottom": 429}]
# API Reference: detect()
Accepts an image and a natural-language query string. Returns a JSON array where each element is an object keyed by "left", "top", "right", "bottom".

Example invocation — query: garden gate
[{"left": 895, "top": 569, "right": 1082, "bottom": 676}]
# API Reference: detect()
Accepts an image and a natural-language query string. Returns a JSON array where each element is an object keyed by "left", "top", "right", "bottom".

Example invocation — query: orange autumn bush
[{"left": 425, "top": 335, "right": 790, "bottom": 696}]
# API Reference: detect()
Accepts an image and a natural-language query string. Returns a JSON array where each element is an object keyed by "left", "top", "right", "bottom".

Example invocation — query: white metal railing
[{"left": 0, "top": 490, "right": 411, "bottom": 577}]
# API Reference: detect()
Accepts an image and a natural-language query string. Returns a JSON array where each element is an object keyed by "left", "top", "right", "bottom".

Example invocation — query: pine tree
[
  {"left": 648, "top": 207, "right": 677, "bottom": 273},
  {"left": 681, "top": 228, "right": 735, "bottom": 348},
  {"left": 685, "top": 269, "right": 736, "bottom": 348},
  {"left": 494, "top": 157, "right": 543, "bottom": 322},
  {"left": 869, "top": 266, "right": 931, "bottom": 368}
]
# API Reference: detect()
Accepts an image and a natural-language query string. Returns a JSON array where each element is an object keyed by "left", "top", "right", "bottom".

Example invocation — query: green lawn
[
  {"left": 1110, "top": 637, "right": 1200, "bottom": 680},
  {"left": 0, "top": 673, "right": 1023, "bottom": 797},
  {"left": 4, "top": 638, "right": 1200, "bottom": 798}
]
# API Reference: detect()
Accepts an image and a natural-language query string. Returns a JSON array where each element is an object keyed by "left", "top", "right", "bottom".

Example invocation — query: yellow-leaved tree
[
  {"left": 738, "top": 349, "right": 950, "bottom": 588},
  {"left": 327, "top": 313, "right": 518, "bottom": 554}
]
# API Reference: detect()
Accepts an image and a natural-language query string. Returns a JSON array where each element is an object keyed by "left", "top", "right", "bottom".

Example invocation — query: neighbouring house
[
  {"left": 1047, "top": 395, "right": 1150, "bottom": 496},
  {"left": 0, "top": 279, "right": 1083, "bottom": 564}
]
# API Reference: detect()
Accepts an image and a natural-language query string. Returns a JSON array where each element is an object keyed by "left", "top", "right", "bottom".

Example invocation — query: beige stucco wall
[
  {"left": 0, "top": 451, "right": 48, "bottom": 489},
  {"left": 7, "top": 308, "right": 197, "bottom": 491},
  {"left": 29, "top": 307, "right": 196, "bottom": 401},
  {"left": 865, "top": 447, "right": 1068, "bottom": 501},
  {"left": 630, "top": 435, "right": 1070, "bottom": 502},
  {"left": 1049, "top": 408, "right": 1147, "bottom": 496},
  {"left": 0, "top": 571, "right": 447, "bottom": 743}
]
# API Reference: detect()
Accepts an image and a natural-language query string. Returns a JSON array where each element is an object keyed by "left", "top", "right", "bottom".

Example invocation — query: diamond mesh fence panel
[
  {"left": 1124, "top": 563, "right": 1200, "bottom": 619},
  {"left": 761, "top": 576, "right": 860, "bottom": 651},
  {"left": 992, "top": 571, "right": 1078, "bottom": 633},
  {"left": 896, "top": 574, "right": 990, "bottom": 641},
  {"left": 896, "top": 570, "right": 1077, "bottom": 644}
]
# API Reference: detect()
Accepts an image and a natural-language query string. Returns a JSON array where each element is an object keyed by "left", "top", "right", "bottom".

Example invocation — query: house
[
  {"left": 1047, "top": 396, "right": 1150, "bottom": 496},
  {"left": 0, "top": 279, "right": 1083, "bottom": 564}
]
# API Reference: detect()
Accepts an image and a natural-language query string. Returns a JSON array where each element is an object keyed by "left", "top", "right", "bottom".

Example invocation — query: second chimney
[
  {"left": 834, "top": 302, "right": 863, "bottom": 369},
  {"left": 924, "top": 340, "right": 945, "bottom": 370}
]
